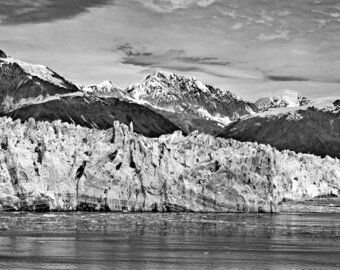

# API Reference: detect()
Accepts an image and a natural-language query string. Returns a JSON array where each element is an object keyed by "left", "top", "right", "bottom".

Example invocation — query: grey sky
[{"left": 1, "top": 0, "right": 339, "bottom": 101}]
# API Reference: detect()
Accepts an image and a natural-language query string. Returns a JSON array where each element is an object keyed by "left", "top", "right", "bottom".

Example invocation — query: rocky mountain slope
[
  {"left": 0, "top": 49, "right": 7, "bottom": 58},
  {"left": 126, "top": 71, "right": 258, "bottom": 134},
  {"left": 217, "top": 102, "right": 340, "bottom": 158},
  {"left": 0, "top": 52, "right": 79, "bottom": 112},
  {"left": 0, "top": 51, "right": 181, "bottom": 137},
  {"left": 255, "top": 92, "right": 312, "bottom": 111},
  {"left": 0, "top": 118, "right": 338, "bottom": 212}
]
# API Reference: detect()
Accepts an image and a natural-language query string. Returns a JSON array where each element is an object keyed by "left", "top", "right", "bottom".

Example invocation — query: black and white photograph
[{"left": 0, "top": 0, "right": 340, "bottom": 269}]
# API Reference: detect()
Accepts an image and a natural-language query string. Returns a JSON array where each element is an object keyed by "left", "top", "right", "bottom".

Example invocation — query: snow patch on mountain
[
  {"left": 3, "top": 91, "right": 85, "bottom": 113},
  {"left": 125, "top": 97, "right": 177, "bottom": 113},
  {"left": 197, "top": 107, "right": 232, "bottom": 126},
  {"left": 246, "top": 105, "right": 256, "bottom": 115},
  {"left": 286, "top": 111, "right": 304, "bottom": 121}
]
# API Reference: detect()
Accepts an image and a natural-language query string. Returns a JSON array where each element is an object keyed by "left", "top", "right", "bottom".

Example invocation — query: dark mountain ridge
[
  {"left": 0, "top": 95, "right": 181, "bottom": 137},
  {"left": 217, "top": 104, "right": 340, "bottom": 158}
]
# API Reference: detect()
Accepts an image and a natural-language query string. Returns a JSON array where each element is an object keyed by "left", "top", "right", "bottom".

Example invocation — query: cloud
[
  {"left": 115, "top": 43, "right": 153, "bottom": 57},
  {"left": 115, "top": 42, "right": 235, "bottom": 67},
  {"left": 0, "top": 0, "right": 112, "bottom": 25},
  {"left": 134, "top": 0, "right": 218, "bottom": 13},
  {"left": 231, "top": 23, "right": 243, "bottom": 30},
  {"left": 267, "top": 75, "right": 309, "bottom": 82},
  {"left": 257, "top": 30, "right": 289, "bottom": 41},
  {"left": 175, "top": 56, "right": 232, "bottom": 66},
  {"left": 116, "top": 45, "right": 183, "bottom": 68},
  {"left": 114, "top": 42, "right": 185, "bottom": 65},
  {"left": 282, "top": 89, "right": 300, "bottom": 95},
  {"left": 122, "top": 58, "right": 156, "bottom": 67}
]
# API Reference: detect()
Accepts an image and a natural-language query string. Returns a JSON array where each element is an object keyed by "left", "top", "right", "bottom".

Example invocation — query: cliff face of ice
[{"left": 0, "top": 118, "right": 338, "bottom": 212}]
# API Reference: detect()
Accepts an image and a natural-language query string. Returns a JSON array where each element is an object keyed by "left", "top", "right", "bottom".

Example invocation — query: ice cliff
[{"left": 0, "top": 118, "right": 339, "bottom": 212}]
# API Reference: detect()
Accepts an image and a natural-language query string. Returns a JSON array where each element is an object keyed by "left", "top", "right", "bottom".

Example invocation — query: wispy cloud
[
  {"left": 175, "top": 56, "right": 232, "bottom": 66},
  {"left": 133, "top": 0, "right": 219, "bottom": 13},
  {"left": 0, "top": 0, "right": 112, "bottom": 25},
  {"left": 115, "top": 43, "right": 153, "bottom": 57},
  {"left": 114, "top": 42, "right": 185, "bottom": 66},
  {"left": 114, "top": 42, "right": 255, "bottom": 79},
  {"left": 257, "top": 30, "right": 290, "bottom": 41},
  {"left": 266, "top": 75, "right": 309, "bottom": 82}
]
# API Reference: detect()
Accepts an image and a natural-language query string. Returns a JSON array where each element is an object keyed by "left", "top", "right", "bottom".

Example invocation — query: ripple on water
[{"left": 0, "top": 212, "right": 340, "bottom": 269}]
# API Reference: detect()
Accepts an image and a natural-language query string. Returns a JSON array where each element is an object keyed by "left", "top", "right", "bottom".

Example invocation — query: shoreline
[{"left": 1, "top": 198, "right": 339, "bottom": 214}]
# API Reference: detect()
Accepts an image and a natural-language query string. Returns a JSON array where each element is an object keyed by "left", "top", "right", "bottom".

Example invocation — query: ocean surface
[{"left": 0, "top": 212, "right": 340, "bottom": 270}]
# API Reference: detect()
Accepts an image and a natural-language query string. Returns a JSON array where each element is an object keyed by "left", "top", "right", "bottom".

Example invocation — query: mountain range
[
  {"left": 0, "top": 49, "right": 339, "bottom": 158},
  {"left": 0, "top": 49, "right": 340, "bottom": 212},
  {"left": 0, "top": 51, "right": 180, "bottom": 137}
]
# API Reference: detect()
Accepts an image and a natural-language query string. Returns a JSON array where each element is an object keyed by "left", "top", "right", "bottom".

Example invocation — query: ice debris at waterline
[{"left": 0, "top": 117, "right": 339, "bottom": 212}]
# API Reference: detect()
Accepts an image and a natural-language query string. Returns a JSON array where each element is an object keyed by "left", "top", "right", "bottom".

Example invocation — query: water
[{"left": 0, "top": 212, "right": 340, "bottom": 269}]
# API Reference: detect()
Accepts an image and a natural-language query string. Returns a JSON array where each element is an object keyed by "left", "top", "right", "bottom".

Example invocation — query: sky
[{"left": 0, "top": 0, "right": 339, "bottom": 101}]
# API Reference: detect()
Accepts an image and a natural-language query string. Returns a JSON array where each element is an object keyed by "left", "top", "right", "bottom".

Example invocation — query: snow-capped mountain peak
[
  {"left": 255, "top": 91, "right": 312, "bottom": 111},
  {"left": 83, "top": 80, "right": 119, "bottom": 93},
  {"left": 279, "top": 90, "right": 310, "bottom": 107},
  {"left": 98, "top": 80, "right": 118, "bottom": 89},
  {"left": 0, "top": 51, "right": 81, "bottom": 113},
  {"left": 0, "top": 56, "right": 73, "bottom": 89},
  {"left": 126, "top": 70, "right": 241, "bottom": 101},
  {"left": 125, "top": 70, "right": 258, "bottom": 133},
  {"left": 82, "top": 80, "right": 126, "bottom": 99}
]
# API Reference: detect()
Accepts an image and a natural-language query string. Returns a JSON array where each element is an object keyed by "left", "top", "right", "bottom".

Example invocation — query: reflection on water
[{"left": 0, "top": 212, "right": 340, "bottom": 269}]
